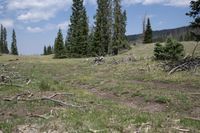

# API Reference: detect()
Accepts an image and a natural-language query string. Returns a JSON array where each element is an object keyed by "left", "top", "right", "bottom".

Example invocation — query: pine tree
[
  {"left": 3, "top": 27, "right": 9, "bottom": 54},
  {"left": 92, "top": 0, "right": 113, "bottom": 56},
  {"left": 186, "top": 0, "right": 200, "bottom": 57},
  {"left": 0, "top": 25, "right": 3, "bottom": 53},
  {"left": 121, "top": 10, "right": 130, "bottom": 49},
  {"left": 11, "top": 29, "right": 19, "bottom": 55},
  {"left": 143, "top": 18, "right": 153, "bottom": 44},
  {"left": 43, "top": 46, "right": 47, "bottom": 55},
  {"left": 112, "top": 0, "right": 124, "bottom": 55},
  {"left": 54, "top": 29, "right": 65, "bottom": 58},
  {"left": 47, "top": 45, "right": 52, "bottom": 54},
  {"left": 66, "top": 0, "right": 89, "bottom": 57}
]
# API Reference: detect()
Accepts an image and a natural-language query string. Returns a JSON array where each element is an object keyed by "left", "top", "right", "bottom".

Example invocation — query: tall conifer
[
  {"left": 143, "top": 18, "right": 153, "bottom": 44},
  {"left": 66, "top": 0, "right": 89, "bottom": 57},
  {"left": 11, "top": 29, "right": 18, "bottom": 55},
  {"left": 92, "top": 0, "right": 112, "bottom": 56},
  {"left": 3, "top": 27, "right": 9, "bottom": 54},
  {"left": 112, "top": 0, "right": 123, "bottom": 55},
  {"left": 54, "top": 29, "right": 65, "bottom": 58}
]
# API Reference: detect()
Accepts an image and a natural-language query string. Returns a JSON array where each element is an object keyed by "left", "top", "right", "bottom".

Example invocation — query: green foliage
[
  {"left": 54, "top": 29, "right": 66, "bottom": 58},
  {"left": 143, "top": 18, "right": 153, "bottom": 44},
  {"left": 112, "top": 0, "right": 129, "bottom": 55},
  {"left": 155, "top": 96, "right": 170, "bottom": 104},
  {"left": 154, "top": 43, "right": 166, "bottom": 60},
  {"left": 0, "top": 25, "right": 9, "bottom": 54},
  {"left": 11, "top": 29, "right": 19, "bottom": 55},
  {"left": 39, "top": 80, "right": 51, "bottom": 91},
  {"left": 180, "top": 118, "right": 200, "bottom": 130},
  {"left": 43, "top": 46, "right": 47, "bottom": 55},
  {"left": 43, "top": 45, "right": 53, "bottom": 55},
  {"left": 154, "top": 38, "right": 185, "bottom": 60},
  {"left": 92, "top": 0, "right": 113, "bottom": 56},
  {"left": 66, "top": 0, "right": 89, "bottom": 58}
]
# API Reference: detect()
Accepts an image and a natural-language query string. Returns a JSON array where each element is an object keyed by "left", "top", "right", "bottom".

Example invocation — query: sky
[{"left": 0, "top": 0, "right": 192, "bottom": 55}]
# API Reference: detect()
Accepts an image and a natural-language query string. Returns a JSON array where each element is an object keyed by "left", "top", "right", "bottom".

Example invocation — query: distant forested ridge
[{"left": 127, "top": 26, "right": 194, "bottom": 43}]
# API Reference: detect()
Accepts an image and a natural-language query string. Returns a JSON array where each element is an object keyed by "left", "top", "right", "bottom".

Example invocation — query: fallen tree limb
[
  {"left": 41, "top": 97, "right": 83, "bottom": 108},
  {"left": 27, "top": 113, "right": 48, "bottom": 120},
  {"left": 173, "top": 127, "right": 190, "bottom": 132},
  {"left": 3, "top": 92, "right": 83, "bottom": 108},
  {"left": 48, "top": 93, "right": 74, "bottom": 98},
  {"left": 3, "top": 92, "right": 31, "bottom": 101},
  {"left": 168, "top": 62, "right": 188, "bottom": 75},
  {"left": 184, "top": 117, "right": 200, "bottom": 121},
  {"left": 88, "top": 128, "right": 107, "bottom": 133},
  {"left": 0, "top": 83, "right": 24, "bottom": 88}
]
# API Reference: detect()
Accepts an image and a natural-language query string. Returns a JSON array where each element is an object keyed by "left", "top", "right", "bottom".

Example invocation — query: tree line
[
  {"left": 0, "top": 24, "right": 19, "bottom": 55},
  {"left": 52, "top": 0, "right": 130, "bottom": 58},
  {"left": 43, "top": 45, "right": 53, "bottom": 55}
]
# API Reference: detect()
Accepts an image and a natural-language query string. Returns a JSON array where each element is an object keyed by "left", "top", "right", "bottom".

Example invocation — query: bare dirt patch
[
  {"left": 130, "top": 80, "right": 200, "bottom": 92},
  {"left": 80, "top": 85, "right": 166, "bottom": 113}
]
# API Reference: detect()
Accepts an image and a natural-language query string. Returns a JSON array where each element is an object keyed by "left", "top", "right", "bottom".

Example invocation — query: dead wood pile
[{"left": 161, "top": 56, "right": 200, "bottom": 75}]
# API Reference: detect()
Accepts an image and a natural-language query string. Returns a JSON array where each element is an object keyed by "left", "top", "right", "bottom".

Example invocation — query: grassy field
[{"left": 0, "top": 41, "right": 200, "bottom": 132}]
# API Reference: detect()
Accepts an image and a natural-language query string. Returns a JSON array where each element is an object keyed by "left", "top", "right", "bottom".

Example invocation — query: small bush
[
  {"left": 154, "top": 38, "right": 185, "bottom": 60},
  {"left": 155, "top": 96, "right": 170, "bottom": 104},
  {"left": 39, "top": 80, "right": 51, "bottom": 91}
]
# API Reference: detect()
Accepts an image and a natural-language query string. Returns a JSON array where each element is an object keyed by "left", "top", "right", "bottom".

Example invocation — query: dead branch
[
  {"left": 184, "top": 117, "right": 200, "bottom": 121},
  {"left": 27, "top": 113, "right": 48, "bottom": 120},
  {"left": 3, "top": 92, "right": 84, "bottom": 108},
  {"left": 88, "top": 128, "right": 107, "bottom": 133},
  {"left": 174, "top": 127, "right": 190, "bottom": 132},
  {"left": 41, "top": 97, "right": 83, "bottom": 108},
  {"left": 48, "top": 93, "right": 74, "bottom": 98},
  {"left": 168, "top": 62, "right": 188, "bottom": 75},
  {"left": 3, "top": 92, "right": 31, "bottom": 101},
  {"left": 26, "top": 79, "right": 31, "bottom": 85},
  {"left": 162, "top": 56, "right": 200, "bottom": 74}
]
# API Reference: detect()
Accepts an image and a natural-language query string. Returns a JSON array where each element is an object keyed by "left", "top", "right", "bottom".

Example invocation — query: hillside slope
[
  {"left": 127, "top": 26, "right": 193, "bottom": 43},
  {"left": 0, "top": 42, "right": 199, "bottom": 132}
]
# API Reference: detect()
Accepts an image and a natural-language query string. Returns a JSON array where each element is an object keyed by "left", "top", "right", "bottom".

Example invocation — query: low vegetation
[
  {"left": 154, "top": 38, "right": 185, "bottom": 60},
  {"left": 0, "top": 41, "right": 199, "bottom": 132}
]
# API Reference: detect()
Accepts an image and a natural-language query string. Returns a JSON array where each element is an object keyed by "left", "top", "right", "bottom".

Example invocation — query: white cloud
[
  {"left": 26, "top": 21, "right": 70, "bottom": 33},
  {"left": 27, "top": 26, "right": 43, "bottom": 32},
  {"left": 6, "top": 0, "right": 96, "bottom": 22},
  {"left": 0, "top": 19, "right": 14, "bottom": 28},
  {"left": 7, "top": 0, "right": 72, "bottom": 22},
  {"left": 122, "top": 0, "right": 190, "bottom": 7}
]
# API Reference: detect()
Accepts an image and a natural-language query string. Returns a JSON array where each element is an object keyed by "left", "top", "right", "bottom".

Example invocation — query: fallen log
[{"left": 3, "top": 92, "right": 83, "bottom": 108}]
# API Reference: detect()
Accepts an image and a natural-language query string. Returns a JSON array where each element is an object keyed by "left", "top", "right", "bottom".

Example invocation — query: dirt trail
[
  {"left": 78, "top": 79, "right": 199, "bottom": 113},
  {"left": 130, "top": 79, "right": 200, "bottom": 91},
  {"left": 79, "top": 84, "right": 166, "bottom": 113}
]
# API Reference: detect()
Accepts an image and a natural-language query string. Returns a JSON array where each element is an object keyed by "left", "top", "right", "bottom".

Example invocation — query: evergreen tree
[
  {"left": 3, "top": 28, "right": 9, "bottom": 54},
  {"left": 43, "top": 46, "right": 47, "bottom": 55},
  {"left": 54, "top": 29, "right": 65, "bottom": 58},
  {"left": 112, "top": 0, "right": 124, "bottom": 55},
  {"left": 11, "top": 29, "right": 18, "bottom": 55},
  {"left": 66, "top": 0, "right": 89, "bottom": 57},
  {"left": 87, "top": 26, "right": 95, "bottom": 56},
  {"left": 121, "top": 10, "right": 130, "bottom": 49},
  {"left": 47, "top": 45, "right": 52, "bottom": 54},
  {"left": 92, "top": 0, "right": 113, "bottom": 56},
  {"left": 143, "top": 18, "right": 153, "bottom": 44},
  {"left": 0, "top": 25, "right": 3, "bottom": 53},
  {"left": 186, "top": 0, "right": 200, "bottom": 57}
]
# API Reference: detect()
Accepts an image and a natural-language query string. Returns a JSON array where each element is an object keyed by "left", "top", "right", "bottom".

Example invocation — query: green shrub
[
  {"left": 155, "top": 96, "right": 170, "bottom": 104},
  {"left": 154, "top": 38, "right": 185, "bottom": 60},
  {"left": 154, "top": 43, "right": 165, "bottom": 60},
  {"left": 39, "top": 80, "right": 51, "bottom": 91}
]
